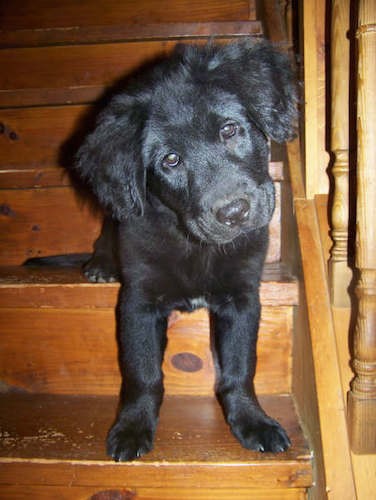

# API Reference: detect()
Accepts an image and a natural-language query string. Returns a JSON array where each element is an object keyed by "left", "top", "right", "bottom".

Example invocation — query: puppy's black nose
[{"left": 215, "top": 198, "right": 250, "bottom": 227}]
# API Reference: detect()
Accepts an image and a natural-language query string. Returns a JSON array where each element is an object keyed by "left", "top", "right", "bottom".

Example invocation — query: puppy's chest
[
  {"left": 156, "top": 250, "right": 241, "bottom": 307},
  {"left": 155, "top": 260, "right": 214, "bottom": 312}
]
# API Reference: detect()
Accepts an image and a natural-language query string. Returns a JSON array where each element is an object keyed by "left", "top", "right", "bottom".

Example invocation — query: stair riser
[
  {"left": 0, "top": 460, "right": 310, "bottom": 491},
  {"left": 1, "top": 38, "right": 265, "bottom": 107},
  {"left": 0, "top": 0, "right": 254, "bottom": 33},
  {"left": 0, "top": 183, "right": 281, "bottom": 265},
  {"left": 0, "top": 306, "right": 292, "bottom": 396}
]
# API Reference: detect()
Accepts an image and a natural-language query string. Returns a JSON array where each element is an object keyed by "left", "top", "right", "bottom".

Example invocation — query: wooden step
[
  {"left": 0, "top": 169, "right": 282, "bottom": 265},
  {"left": 0, "top": 393, "right": 312, "bottom": 499},
  {"left": 0, "top": 263, "right": 298, "bottom": 397},
  {"left": 0, "top": 59, "right": 283, "bottom": 266},
  {"left": 0, "top": 105, "right": 282, "bottom": 189},
  {"left": 0, "top": 2, "right": 260, "bottom": 107},
  {"left": 0, "top": 35, "right": 265, "bottom": 108},
  {"left": 0, "top": 0, "right": 256, "bottom": 33},
  {"left": 0, "top": 1, "right": 258, "bottom": 54},
  {"left": 0, "top": 110, "right": 283, "bottom": 264},
  {"left": 0, "top": 22, "right": 262, "bottom": 50}
]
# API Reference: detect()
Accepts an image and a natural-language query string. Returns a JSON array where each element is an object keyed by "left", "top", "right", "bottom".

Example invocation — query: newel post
[
  {"left": 347, "top": 0, "right": 376, "bottom": 454},
  {"left": 328, "top": 0, "right": 352, "bottom": 307}
]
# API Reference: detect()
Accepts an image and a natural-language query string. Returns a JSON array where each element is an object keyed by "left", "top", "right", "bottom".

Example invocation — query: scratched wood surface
[{"left": 0, "top": 394, "right": 312, "bottom": 490}]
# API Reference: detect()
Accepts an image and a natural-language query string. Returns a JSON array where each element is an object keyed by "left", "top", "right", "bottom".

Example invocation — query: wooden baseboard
[{"left": 294, "top": 197, "right": 356, "bottom": 499}]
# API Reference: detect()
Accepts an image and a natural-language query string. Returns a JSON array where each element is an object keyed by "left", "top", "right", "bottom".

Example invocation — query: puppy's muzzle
[{"left": 215, "top": 198, "right": 250, "bottom": 227}]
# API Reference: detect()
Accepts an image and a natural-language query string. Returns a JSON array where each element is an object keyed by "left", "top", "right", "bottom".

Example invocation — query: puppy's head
[{"left": 75, "top": 40, "right": 297, "bottom": 242}]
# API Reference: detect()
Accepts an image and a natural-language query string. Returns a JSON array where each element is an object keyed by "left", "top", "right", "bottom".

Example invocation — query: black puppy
[{"left": 75, "top": 40, "right": 297, "bottom": 461}]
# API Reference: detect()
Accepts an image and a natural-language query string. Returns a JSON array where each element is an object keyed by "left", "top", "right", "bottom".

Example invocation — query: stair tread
[
  {"left": 0, "top": 22, "right": 262, "bottom": 49},
  {"left": 0, "top": 393, "right": 312, "bottom": 488},
  {"left": 0, "top": 262, "right": 298, "bottom": 307}
]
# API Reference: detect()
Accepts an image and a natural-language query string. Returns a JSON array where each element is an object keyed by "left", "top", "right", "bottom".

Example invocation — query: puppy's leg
[
  {"left": 212, "top": 296, "right": 291, "bottom": 453},
  {"left": 83, "top": 216, "right": 120, "bottom": 282},
  {"left": 107, "top": 290, "right": 167, "bottom": 461}
]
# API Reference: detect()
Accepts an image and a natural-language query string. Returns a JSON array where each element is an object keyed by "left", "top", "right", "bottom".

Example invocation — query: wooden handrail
[
  {"left": 347, "top": 0, "right": 376, "bottom": 454},
  {"left": 328, "top": 0, "right": 352, "bottom": 307}
]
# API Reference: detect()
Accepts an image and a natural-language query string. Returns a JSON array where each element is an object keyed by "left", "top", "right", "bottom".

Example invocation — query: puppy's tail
[{"left": 23, "top": 253, "right": 92, "bottom": 267}]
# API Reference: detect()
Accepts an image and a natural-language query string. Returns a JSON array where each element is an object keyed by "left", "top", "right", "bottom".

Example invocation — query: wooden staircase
[{"left": 0, "top": 1, "right": 313, "bottom": 498}]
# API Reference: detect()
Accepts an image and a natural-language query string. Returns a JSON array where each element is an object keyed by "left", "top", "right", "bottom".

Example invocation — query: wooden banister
[
  {"left": 328, "top": 0, "right": 352, "bottom": 307},
  {"left": 347, "top": 0, "right": 376, "bottom": 454}
]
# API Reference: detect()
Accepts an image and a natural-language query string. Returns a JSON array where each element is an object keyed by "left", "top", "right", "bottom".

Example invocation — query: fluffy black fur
[{"left": 74, "top": 40, "right": 297, "bottom": 461}]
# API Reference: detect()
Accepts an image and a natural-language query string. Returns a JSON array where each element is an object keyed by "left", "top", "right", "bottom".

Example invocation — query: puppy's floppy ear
[
  {"left": 210, "top": 40, "right": 298, "bottom": 143},
  {"left": 75, "top": 94, "right": 148, "bottom": 220}
]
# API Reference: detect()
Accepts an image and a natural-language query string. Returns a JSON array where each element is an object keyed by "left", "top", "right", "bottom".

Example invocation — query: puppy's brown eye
[
  {"left": 220, "top": 123, "right": 237, "bottom": 140},
  {"left": 163, "top": 153, "right": 181, "bottom": 168}
]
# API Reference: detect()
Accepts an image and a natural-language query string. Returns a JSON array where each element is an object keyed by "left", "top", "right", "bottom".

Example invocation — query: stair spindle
[
  {"left": 347, "top": 0, "right": 376, "bottom": 454},
  {"left": 329, "top": 0, "right": 352, "bottom": 307}
]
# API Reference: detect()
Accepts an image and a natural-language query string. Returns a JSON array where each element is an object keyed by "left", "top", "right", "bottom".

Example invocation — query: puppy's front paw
[
  {"left": 107, "top": 420, "right": 155, "bottom": 462},
  {"left": 83, "top": 256, "right": 119, "bottom": 283},
  {"left": 230, "top": 416, "right": 291, "bottom": 453}
]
